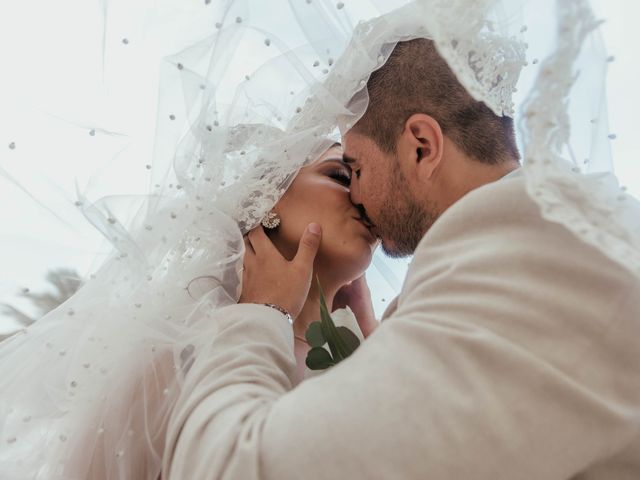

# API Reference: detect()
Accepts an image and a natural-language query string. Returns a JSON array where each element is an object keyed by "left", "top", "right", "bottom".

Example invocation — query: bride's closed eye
[{"left": 326, "top": 167, "right": 352, "bottom": 187}]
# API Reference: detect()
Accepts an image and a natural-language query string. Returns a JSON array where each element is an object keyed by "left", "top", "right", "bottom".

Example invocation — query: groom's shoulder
[
  {"left": 411, "top": 174, "right": 634, "bottom": 286},
  {"left": 446, "top": 173, "right": 533, "bottom": 221},
  {"left": 405, "top": 172, "right": 638, "bottom": 314},
  {"left": 417, "top": 174, "right": 536, "bottom": 250}
]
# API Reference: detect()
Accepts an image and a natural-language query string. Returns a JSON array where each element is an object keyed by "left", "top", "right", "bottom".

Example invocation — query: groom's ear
[{"left": 400, "top": 113, "right": 444, "bottom": 180}]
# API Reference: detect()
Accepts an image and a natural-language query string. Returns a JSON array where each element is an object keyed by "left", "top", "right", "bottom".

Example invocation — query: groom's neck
[{"left": 436, "top": 153, "right": 521, "bottom": 210}]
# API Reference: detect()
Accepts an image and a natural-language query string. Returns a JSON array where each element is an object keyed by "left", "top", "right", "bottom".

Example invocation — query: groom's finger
[
  {"left": 247, "top": 225, "right": 277, "bottom": 255},
  {"left": 293, "top": 223, "right": 321, "bottom": 269},
  {"left": 243, "top": 235, "right": 255, "bottom": 255}
]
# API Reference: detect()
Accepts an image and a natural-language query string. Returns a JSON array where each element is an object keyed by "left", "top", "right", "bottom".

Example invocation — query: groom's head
[{"left": 344, "top": 38, "right": 520, "bottom": 257}]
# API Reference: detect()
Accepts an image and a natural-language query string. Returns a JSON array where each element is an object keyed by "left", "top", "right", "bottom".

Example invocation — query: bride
[
  {"left": 0, "top": 0, "right": 394, "bottom": 475},
  {"left": 0, "top": 139, "right": 379, "bottom": 479},
  {"left": 0, "top": 2, "right": 385, "bottom": 475},
  {"left": 245, "top": 143, "right": 379, "bottom": 380}
]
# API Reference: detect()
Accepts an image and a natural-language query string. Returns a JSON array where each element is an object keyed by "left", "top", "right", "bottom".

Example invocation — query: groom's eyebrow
[{"left": 342, "top": 154, "right": 357, "bottom": 165}]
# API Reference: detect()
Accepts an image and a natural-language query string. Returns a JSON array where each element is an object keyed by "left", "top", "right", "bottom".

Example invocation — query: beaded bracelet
[{"left": 262, "top": 303, "right": 294, "bottom": 325}]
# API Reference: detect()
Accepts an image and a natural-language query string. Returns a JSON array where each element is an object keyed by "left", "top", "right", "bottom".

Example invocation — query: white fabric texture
[
  {"left": 0, "top": 0, "right": 638, "bottom": 477},
  {"left": 0, "top": 1, "right": 346, "bottom": 477},
  {"left": 164, "top": 175, "right": 640, "bottom": 479}
]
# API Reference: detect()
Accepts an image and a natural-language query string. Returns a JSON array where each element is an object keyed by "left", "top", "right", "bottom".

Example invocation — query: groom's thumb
[{"left": 294, "top": 223, "right": 322, "bottom": 269}]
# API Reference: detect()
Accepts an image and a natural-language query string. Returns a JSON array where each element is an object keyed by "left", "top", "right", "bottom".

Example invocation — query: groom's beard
[{"left": 378, "top": 166, "right": 437, "bottom": 258}]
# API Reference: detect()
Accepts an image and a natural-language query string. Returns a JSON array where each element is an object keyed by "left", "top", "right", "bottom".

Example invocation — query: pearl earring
[{"left": 261, "top": 211, "right": 281, "bottom": 229}]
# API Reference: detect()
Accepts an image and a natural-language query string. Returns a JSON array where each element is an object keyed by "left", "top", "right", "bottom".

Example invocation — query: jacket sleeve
[{"left": 163, "top": 181, "right": 640, "bottom": 480}]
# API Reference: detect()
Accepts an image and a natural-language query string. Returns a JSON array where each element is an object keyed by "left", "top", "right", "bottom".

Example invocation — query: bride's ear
[{"left": 401, "top": 113, "right": 444, "bottom": 181}]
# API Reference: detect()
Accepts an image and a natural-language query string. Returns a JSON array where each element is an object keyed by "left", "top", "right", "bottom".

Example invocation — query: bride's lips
[{"left": 353, "top": 214, "right": 378, "bottom": 238}]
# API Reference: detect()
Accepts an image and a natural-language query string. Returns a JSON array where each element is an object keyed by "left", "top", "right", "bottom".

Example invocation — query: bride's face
[{"left": 269, "top": 145, "right": 378, "bottom": 282}]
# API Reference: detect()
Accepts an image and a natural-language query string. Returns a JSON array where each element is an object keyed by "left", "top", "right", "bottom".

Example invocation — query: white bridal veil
[{"left": 0, "top": 0, "right": 638, "bottom": 478}]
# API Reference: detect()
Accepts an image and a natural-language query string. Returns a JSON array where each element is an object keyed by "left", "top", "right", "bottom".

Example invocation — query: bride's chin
[
  {"left": 349, "top": 246, "right": 375, "bottom": 273},
  {"left": 318, "top": 248, "right": 371, "bottom": 278}
]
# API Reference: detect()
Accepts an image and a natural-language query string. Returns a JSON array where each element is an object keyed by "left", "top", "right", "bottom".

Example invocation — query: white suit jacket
[{"left": 163, "top": 175, "right": 640, "bottom": 479}]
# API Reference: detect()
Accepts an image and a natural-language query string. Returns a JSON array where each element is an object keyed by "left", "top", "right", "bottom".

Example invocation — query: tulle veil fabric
[{"left": 0, "top": 0, "right": 638, "bottom": 478}]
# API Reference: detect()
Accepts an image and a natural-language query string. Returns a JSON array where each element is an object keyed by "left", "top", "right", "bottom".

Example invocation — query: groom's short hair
[{"left": 353, "top": 38, "right": 520, "bottom": 164}]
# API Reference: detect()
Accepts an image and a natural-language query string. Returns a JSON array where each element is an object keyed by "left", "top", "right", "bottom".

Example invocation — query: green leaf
[
  {"left": 316, "top": 277, "right": 360, "bottom": 363},
  {"left": 305, "top": 321, "right": 326, "bottom": 348},
  {"left": 317, "top": 278, "right": 342, "bottom": 360},
  {"left": 305, "top": 347, "right": 335, "bottom": 370},
  {"left": 336, "top": 326, "right": 360, "bottom": 355}
]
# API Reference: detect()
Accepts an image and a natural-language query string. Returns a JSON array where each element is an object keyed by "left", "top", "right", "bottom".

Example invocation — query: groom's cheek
[
  {"left": 349, "top": 177, "right": 361, "bottom": 204},
  {"left": 349, "top": 179, "right": 362, "bottom": 205}
]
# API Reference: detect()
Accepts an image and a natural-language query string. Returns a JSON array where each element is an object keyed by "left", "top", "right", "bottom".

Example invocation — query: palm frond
[
  {"left": 2, "top": 267, "right": 83, "bottom": 326},
  {"left": 43, "top": 268, "right": 83, "bottom": 301},
  {"left": 0, "top": 303, "right": 35, "bottom": 326}
]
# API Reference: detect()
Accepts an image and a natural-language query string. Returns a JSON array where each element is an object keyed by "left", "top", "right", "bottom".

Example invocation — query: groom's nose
[{"left": 349, "top": 176, "right": 361, "bottom": 205}]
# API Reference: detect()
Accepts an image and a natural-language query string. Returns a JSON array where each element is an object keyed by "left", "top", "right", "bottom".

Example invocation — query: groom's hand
[
  {"left": 239, "top": 223, "right": 322, "bottom": 319},
  {"left": 333, "top": 275, "right": 379, "bottom": 338}
]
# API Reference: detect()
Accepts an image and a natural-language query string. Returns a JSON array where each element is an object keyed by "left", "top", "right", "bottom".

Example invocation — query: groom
[{"left": 163, "top": 39, "right": 640, "bottom": 478}]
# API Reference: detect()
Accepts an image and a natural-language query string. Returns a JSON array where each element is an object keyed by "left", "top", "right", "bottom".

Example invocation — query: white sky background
[{"left": 0, "top": 0, "right": 638, "bottom": 333}]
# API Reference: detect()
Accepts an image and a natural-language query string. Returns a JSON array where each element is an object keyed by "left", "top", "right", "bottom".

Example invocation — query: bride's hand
[
  {"left": 239, "top": 223, "right": 322, "bottom": 319},
  {"left": 333, "top": 275, "right": 379, "bottom": 338}
]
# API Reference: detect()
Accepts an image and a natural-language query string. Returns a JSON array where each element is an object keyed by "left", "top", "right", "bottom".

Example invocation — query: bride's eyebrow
[{"left": 321, "top": 157, "right": 349, "bottom": 167}]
